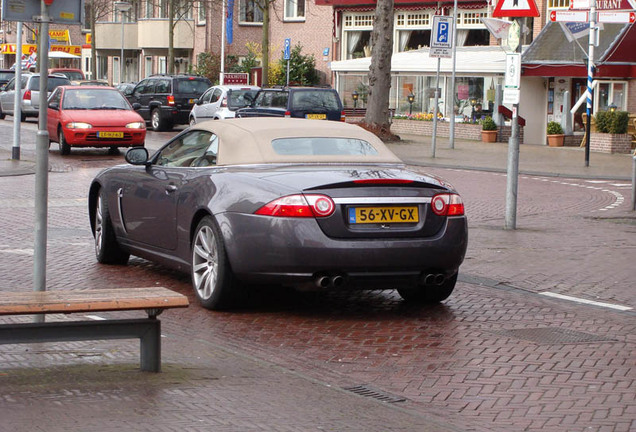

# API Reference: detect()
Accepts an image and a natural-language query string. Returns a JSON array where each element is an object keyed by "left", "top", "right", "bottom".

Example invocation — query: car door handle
[{"left": 165, "top": 184, "right": 178, "bottom": 194}]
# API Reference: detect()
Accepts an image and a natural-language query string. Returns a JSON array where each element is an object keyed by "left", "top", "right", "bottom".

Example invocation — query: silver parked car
[
  {"left": 189, "top": 84, "right": 259, "bottom": 125},
  {"left": 0, "top": 73, "right": 71, "bottom": 121},
  {"left": 88, "top": 118, "right": 468, "bottom": 311}
]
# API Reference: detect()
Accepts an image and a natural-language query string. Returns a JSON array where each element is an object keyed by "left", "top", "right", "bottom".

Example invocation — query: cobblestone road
[{"left": 0, "top": 123, "right": 634, "bottom": 432}]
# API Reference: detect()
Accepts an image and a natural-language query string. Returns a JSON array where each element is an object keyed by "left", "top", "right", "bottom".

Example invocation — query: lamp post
[
  {"left": 407, "top": 93, "right": 415, "bottom": 115},
  {"left": 352, "top": 91, "right": 359, "bottom": 109},
  {"left": 114, "top": 1, "right": 131, "bottom": 84},
  {"left": 609, "top": 103, "right": 617, "bottom": 113}
]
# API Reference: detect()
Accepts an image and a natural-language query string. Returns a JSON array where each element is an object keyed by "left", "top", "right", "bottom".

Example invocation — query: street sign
[
  {"left": 223, "top": 73, "right": 249, "bottom": 85},
  {"left": 492, "top": 0, "right": 540, "bottom": 18},
  {"left": 505, "top": 53, "right": 521, "bottom": 89},
  {"left": 430, "top": 15, "right": 453, "bottom": 58},
  {"left": 598, "top": 11, "right": 636, "bottom": 23},
  {"left": 1, "top": 0, "right": 84, "bottom": 24},
  {"left": 507, "top": 20, "right": 520, "bottom": 51},
  {"left": 284, "top": 38, "right": 291, "bottom": 60},
  {"left": 503, "top": 88, "right": 520, "bottom": 105},
  {"left": 549, "top": 10, "right": 589, "bottom": 22}
]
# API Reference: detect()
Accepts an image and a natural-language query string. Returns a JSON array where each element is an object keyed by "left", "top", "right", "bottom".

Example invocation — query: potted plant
[
  {"left": 546, "top": 121, "right": 565, "bottom": 147},
  {"left": 480, "top": 116, "right": 497, "bottom": 142}
]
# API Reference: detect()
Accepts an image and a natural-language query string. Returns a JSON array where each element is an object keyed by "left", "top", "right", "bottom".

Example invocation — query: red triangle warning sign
[{"left": 492, "top": 0, "right": 540, "bottom": 18}]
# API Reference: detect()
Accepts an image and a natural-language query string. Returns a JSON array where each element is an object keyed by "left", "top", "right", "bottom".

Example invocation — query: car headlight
[
  {"left": 125, "top": 122, "right": 146, "bottom": 129},
  {"left": 66, "top": 122, "right": 92, "bottom": 129}
]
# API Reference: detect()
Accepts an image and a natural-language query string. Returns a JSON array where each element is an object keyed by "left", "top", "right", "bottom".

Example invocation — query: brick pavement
[{"left": 0, "top": 125, "right": 635, "bottom": 431}]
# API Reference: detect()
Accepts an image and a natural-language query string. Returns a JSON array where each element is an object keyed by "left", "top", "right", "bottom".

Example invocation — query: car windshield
[
  {"left": 227, "top": 89, "right": 258, "bottom": 109},
  {"left": 175, "top": 78, "right": 211, "bottom": 94},
  {"left": 291, "top": 91, "right": 341, "bottom": 111},
  {"left": 55, "top": 71, "right": 84, "bottom": 81},
  {"left": 271, "top": 137, "right": 379, "bottom": 156},
  {"left": 62, "top": 89, "right": 131, "bottom": 110},
  {"left": 0, "top": 72, "right": 14, "bottom": 81},
  {"left": 30, "top": 76, "right": 72, "bottom": 92}
]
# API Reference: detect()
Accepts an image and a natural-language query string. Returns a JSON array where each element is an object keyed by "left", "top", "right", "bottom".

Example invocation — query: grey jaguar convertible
[{"left": 88, "top": 118, "right": 468, "bottom": 310}]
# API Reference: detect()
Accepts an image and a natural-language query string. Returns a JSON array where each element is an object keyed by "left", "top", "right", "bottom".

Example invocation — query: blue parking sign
[
  {"left": 430, "top": 16, "right": 453, "bottom": 50},
  {"left": 284, "top": 38, "right": 291, "bottom": 60},
  {"left": 437, "top": 23, "right": 448, "bottom": 43}
]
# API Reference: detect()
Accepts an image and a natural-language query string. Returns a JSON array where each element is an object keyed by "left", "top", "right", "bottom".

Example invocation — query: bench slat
[{"left": 0, "top": 287, "right": 189, "bottom": 316}]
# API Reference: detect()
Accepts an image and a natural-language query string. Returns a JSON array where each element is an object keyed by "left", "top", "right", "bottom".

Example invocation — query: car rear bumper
[
  {"left": 217, "top": 212, "right": 468, "bottom": 288},
  {"left": 162, "top": 106, "right": 191, "bottom": 125}
]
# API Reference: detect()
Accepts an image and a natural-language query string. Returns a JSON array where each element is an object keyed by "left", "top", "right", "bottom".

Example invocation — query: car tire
[
  {"left": 191, "top": 216, "right": 239, "bottom": 310},
  {"left": 151, "top": 108, "right": 166, "bottom": 131},
  {"left": 108, "top": 146, "right": 120, "bottom": 155},
  {"left": 397, "top": 273, "right": 457, "bottom": 304},
  {"left": 58, "top": 128, "right": 71, "bottom": 155},
  {"left": 94, "top": 189, "right": 130, "bottom": 265}
]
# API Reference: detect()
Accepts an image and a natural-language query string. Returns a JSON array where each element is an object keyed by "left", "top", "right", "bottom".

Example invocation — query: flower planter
[
  {"left": 590, "top": 133, "right": 632, "bottom": 154},
  {"left": 547, "top": 134, "right": 565, "bottom": 147},
  {"left": 481, "top": 130, "right": 497, "bottom": 143}
]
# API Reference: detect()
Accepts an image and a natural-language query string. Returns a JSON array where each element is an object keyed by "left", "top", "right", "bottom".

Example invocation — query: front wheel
[
  {"left": 191, "top": 216, "right": 238, "bottom": 310},
  {"left": 58, "top": 128, "right": 71, "bottom": 155},
  {"left": 397, "top": 273, "right": 458, "bottom": 304},
  {"left": 94, "top": 189, "right": 129, "bottom": 265}
]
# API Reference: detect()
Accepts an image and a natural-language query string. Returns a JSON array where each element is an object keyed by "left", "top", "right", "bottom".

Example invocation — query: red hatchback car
[{"left": 47, "top": 86, "right": 146, "bottom": 155}]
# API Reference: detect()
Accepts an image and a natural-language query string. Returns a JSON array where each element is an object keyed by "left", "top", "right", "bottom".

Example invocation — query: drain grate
[
  {"left": 489, "top": 326, "right": 616, "bottom": 345},
  {"left": 343, "top": 385, "right": 406, "bottom": 403}
]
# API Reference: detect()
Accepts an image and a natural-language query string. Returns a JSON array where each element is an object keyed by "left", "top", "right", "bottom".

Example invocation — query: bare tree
[
  {"left": 86, "top": 0, "right": 117, "bottom": 79},
  {"left": 363, "top": 0, "right": 395, "bottom": 138}
]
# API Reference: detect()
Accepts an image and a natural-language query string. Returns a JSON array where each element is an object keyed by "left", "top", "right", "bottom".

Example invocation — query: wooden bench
[{"left": 0, "top": 287, "right": 189, "bottom": 372}]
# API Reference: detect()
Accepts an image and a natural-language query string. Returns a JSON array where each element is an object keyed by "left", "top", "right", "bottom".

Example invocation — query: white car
[{"left": 189, "top": 84, "right": 259, "bottom": 125}]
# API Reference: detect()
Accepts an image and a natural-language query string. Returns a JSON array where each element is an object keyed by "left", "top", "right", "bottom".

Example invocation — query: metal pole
[
  {"left": 120, "top": 15, "right": 125, "bottom": 84},
  {"left": 632, "top": 156, "right": 636, "bottom": 211},
  {"left": 286, "top": 59, "right": 290, "bottom": 87},
  {"left": 11, "top": 22, "right": 22, "bottom": 160},
  {"left": 504, "top": 19, "right": 522, "bottom": 230},
  {"left": 220, "top": 0, "right": 225, "bottom": 84},
  {"left": 34, "top": 1, "right": 51, "bottom": 323},
  {"left": 584, "top": 3, "right": 596, "bottom": 167},
  {"left": 431, "top": 57, "right": 441, "bottom": 158},
  {"left": 448, "top": 0, "right": 458, "bottom": 149}
]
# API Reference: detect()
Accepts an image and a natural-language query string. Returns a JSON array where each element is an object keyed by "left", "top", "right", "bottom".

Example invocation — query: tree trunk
[
  {"left": 261, "top": 1, "right": 270, "bottom": 86},
  {"left": 168, "top": 0, "right": 175, "bottom": 74},
  {"left": 90, "top": 9, "right": 97, "bottom": 81},
  {"left": 364, "top": 0, "right": 394, "bottom": 132}
]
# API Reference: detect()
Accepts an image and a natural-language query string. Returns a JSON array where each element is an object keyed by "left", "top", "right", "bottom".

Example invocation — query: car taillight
[
  {"left": 284, "top": 111, "right": 291, "bottom": 118},
  {"left": 340, "top": 110, "right": 346, "bottom": 122},
  {"left": 167, "top": 95, "right": 175, "bottom": 106},
  {"left": 220, "top": 97, "right": 227, "bottom": 107},
  {"left": 431, "top": 193, "right": 464, "bottom": 216},
  {"left": 23, "top": 90, "right": 31, "bottom": 101},
  {"left": 255, "top": 194, "right": 335, "bottom": 218}
]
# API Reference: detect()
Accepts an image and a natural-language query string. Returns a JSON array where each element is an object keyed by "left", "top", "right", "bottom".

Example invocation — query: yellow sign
[
  {"left": 86, "top": 33, "right": 92, "bottom": 45},
  {"left": 0, "top": 43, "right": 81, "bottom": 56},
  {"left": 49, "top": 29, "right": 70, "bottom": 42}
]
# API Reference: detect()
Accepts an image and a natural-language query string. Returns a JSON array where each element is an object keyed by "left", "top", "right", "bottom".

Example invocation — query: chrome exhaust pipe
[
  {"left": 435, "top": 274, "right": 445, "bottom": 285},
  {"left": 424, "top": 274, "right": 436, "bottom": 285},
  {"left": 315, "top": 275, "right": 331, "bottom": 288},
  {"left": 331, "top": 275, "right": 345, "bottom": 288}
]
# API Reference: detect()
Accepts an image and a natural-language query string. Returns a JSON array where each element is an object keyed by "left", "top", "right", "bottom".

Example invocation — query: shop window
[{"left": 596, "top": 81, "right": 627, "bottom": 112}]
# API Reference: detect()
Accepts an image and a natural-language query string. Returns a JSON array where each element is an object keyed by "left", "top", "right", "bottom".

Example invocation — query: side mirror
[
  {"left": 125, "top": 147, "right": 149, "bottom": 165},
  {"left": 131, "top": 102, "right": 142, "bottom": 111},
  {"left": 196, "top": 98, "right": 203, "bottom": 105},
  {"left": 48, "top": 102, "right": 59, "bottom": 110}
]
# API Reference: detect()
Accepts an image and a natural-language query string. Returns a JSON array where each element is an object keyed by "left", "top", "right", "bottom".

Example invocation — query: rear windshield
[
  {"left": 291, "top": 90, "right": 341, "bottom": 111},
  {"left": 271, "top": 137, "right": 378, "bottom": 156},
  {"left": 0, "top": 72, "right": 14, "bottom": 81},
  {"left": 30, "top": 76, "right": 72, "bottom": 92},
  {"left": 175, "top": 78, "right": 212, "bottom": 94},
  {"left": 227, "top": 89, "right": 259, "bottom": 109}
]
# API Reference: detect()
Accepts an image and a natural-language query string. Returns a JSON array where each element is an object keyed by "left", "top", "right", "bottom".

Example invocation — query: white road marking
[{"left": 540, "top": 291, "right": 632, "bottom": 311}]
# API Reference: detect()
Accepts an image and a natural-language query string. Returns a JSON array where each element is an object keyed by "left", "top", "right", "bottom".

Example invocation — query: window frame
[
  {"left": 239, "top": 0, "right": 263, "bottom": 25},
  {"left": 284, "top": 0, "right": 305, "bottom": 22}
]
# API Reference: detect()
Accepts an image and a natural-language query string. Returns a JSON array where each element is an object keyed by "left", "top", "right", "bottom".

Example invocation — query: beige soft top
[{"left": 192, "top": 117, "right": 403, "bottom": 165}]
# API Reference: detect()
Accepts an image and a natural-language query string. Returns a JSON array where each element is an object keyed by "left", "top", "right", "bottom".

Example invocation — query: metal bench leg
[{"left": 140, "top": 318, "right": 161, "bottom": 372}]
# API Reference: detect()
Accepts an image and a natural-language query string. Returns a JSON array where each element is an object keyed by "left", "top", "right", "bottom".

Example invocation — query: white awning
[
  {"left": 330, "top": 46, "right": 508, "bottom": 75},
  {"left": 48, "top": 51, "right": 80, "bottom": 59}
]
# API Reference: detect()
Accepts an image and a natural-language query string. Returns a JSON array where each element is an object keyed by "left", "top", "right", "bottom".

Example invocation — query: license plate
[
  {"left": 97, "top": 131, "right": 123, "bottom": 138},
  {"left": 189, "top": 98, "right": 196, "bottom": 104},
  {"left": 348, "top": 206, "right": 419, "bottom": 224},
  {"left": 306, "top": 113, "right": 327, "bottom": 120}
]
